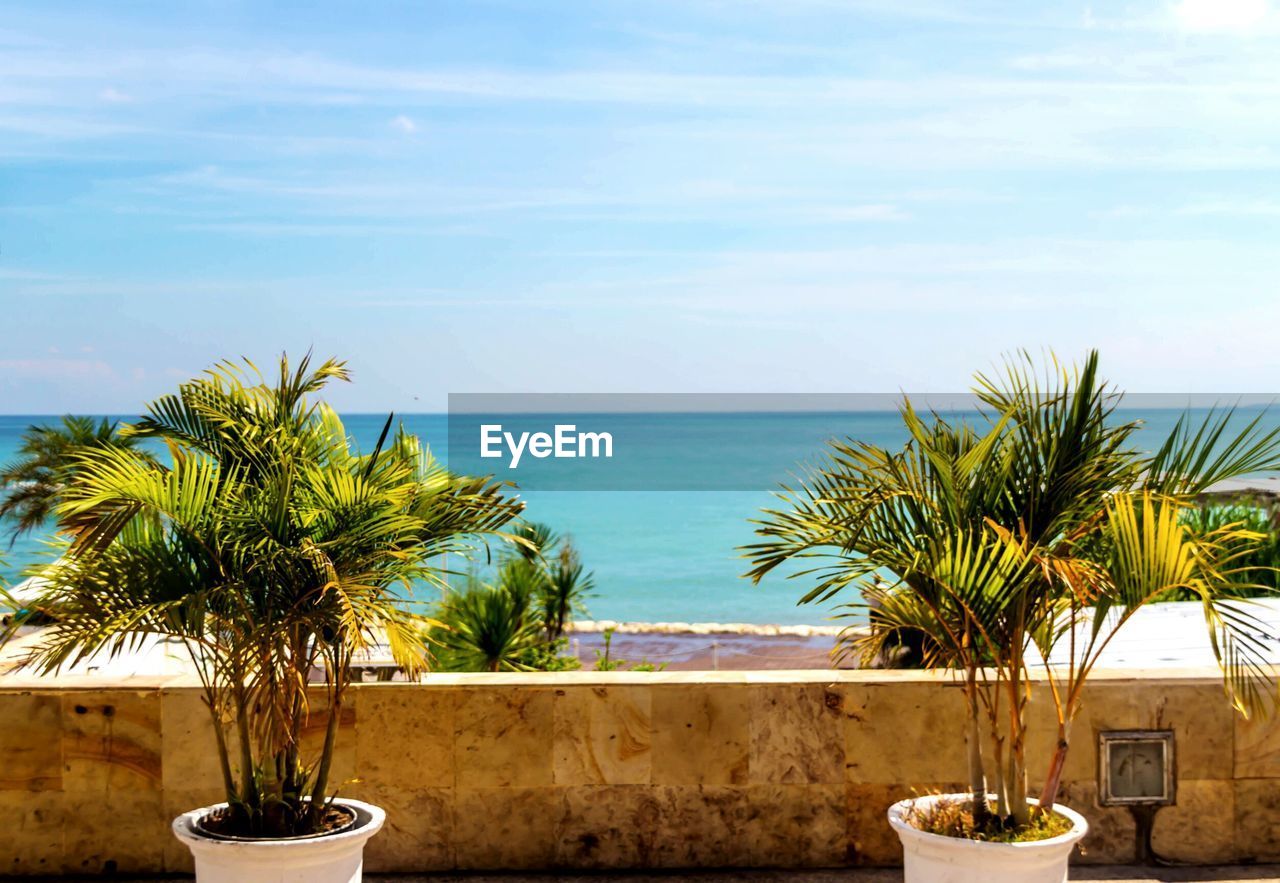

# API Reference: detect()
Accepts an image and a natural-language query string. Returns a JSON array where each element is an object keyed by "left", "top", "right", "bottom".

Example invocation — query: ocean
[{"left": 2, "top": 406, "right": 1277, "bottom": 626}]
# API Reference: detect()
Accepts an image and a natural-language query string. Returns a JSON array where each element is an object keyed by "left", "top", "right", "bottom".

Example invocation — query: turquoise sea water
[{"left": 2, "top": 408, "right": 1277, "bottom": 626}]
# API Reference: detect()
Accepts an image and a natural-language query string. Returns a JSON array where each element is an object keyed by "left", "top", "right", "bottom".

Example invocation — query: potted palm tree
[
  {"left": 747, "top": 351, "right": 1280, "bottom": 882},
  {"left": 16, "top": 356, "right": 522, "bottom": 882}
]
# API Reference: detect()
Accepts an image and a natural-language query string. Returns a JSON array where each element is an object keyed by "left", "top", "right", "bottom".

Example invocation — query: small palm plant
[
  {"left": 431, "top": 522, "right": 594, "bottom": 670},
  {"left": 503, "top": 519, "right": 595, "bottom": 638},
  {"left": 427, "top": 522, "right": 591, "bottom": 665},
  {"left": 747, "top": 351, "right": 1280, "bottom": 832},
  {"left": 0, "top": 415, "right": 153, "bottom": 541},
  {"left": 539, "top": 539, "right": 595, "bottom": 642},
  {"left": 15, "top": 355, "right": 522, "bottom": 837},
  {"left": 432, "top": 572, "right": 546, "bottom": 672},
  {"left": 508, "top": 520, "right": 559, "bottom": 564}
]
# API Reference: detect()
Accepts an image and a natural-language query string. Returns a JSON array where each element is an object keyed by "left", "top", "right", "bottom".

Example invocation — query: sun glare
[{"left": 1174, "top": 0, "right": 1270, "bottom": 32}]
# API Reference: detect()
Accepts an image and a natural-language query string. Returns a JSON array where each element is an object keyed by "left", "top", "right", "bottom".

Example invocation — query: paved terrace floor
[
  {"left": 375, "top": 871, "right": 1280, "bottom": 882},
  {"left": 86, "top": 869, "right": 1280, "bottom": 883},
  {"left": 374, "top": 871, "right": 1280, "bottom": 882}
]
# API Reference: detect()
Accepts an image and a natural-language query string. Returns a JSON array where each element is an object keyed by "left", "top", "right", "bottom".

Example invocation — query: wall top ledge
[{"left": 0, "top": 664, "right": 1251, "bottom": 692}]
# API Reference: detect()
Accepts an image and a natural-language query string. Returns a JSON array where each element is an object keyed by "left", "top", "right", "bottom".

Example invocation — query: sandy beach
[{"left": 566, "top": 621, "right": 853, "bottom": 670}]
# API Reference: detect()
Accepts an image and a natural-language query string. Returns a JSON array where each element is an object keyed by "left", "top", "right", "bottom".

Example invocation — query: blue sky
[{"left": 2, "top": 0, "right": 1279, "bottom": 412}]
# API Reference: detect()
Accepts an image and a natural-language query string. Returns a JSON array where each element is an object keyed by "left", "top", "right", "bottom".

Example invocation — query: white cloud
[
  {"left": 1176, "top": 198, "right": 1280, "bottom": 216},
  {"left": 5, "top": 31, "right": 1280, "bottom": 175},
  {"left": 1174, "top": 0, "right": 1270, "bottom": 33},
  {"left": 99, "top": 86, "right": 132, "bottom": 103},
  {"left": 1093, "top": 204, "right": 1150, "bottom": 219},
  {"left": 0, "top": 357, "right": 119, "bottom": 382},
  {"left": 140, "top": 166, "right": 912, "bottom": 224},
  {"left": 797, "top": 203, "right": 909, "bottom": 222},
  {"left": 389, "top": 114, "right": 416, "bottom": 133}
]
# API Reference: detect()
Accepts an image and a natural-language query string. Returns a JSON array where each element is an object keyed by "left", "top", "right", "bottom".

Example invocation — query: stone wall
[{"left": 1, "top": 668, "right": 1278, "bottom": 875}]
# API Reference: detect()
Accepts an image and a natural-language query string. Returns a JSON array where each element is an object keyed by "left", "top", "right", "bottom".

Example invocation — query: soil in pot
[
  {"left": 196, "top": 802, "right": 356, "bottom": 840},
  {"left": 904, "top": 794, "right": 1074, "bottom": 843}
]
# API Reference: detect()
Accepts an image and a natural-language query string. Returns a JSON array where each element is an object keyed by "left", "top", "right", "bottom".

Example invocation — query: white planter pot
[
  {"left": 172, "top": 798, "right": 385, "bottom": 883},
  {"left": 887, "top": 794, "right": 1088, "bottom": 883}
]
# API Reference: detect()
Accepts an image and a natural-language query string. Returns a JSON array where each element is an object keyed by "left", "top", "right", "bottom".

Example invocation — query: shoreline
[
  {"left": 569, "top": 619, "right": 846, "bottom": 637},
  {"left": 567, "top": 622, "right": 856, "bottom": 671}
]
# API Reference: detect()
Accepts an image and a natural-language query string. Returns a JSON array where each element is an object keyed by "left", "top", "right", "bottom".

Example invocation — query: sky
[{"left": 2, "top": 0, "right": 1280, "bottom": 413}]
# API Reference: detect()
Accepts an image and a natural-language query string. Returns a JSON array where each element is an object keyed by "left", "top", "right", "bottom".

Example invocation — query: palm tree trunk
[
  {"left": 1007, "top": 670, "right": 1029, "bottom": 827},
  {"left": 233, "top": 684, "right": 258, "bottom": 821},
  {"left": 991, "top": 730, "right": 1008, "bottom": 817},
  {"left": 307, "top": 692, "right": 343, "bottom": 823},
  {"left": 1038, "top": 720, "right": 1070, "bottom": 810},
  {"left": 204, "top": 693, "right": 237, "bottom": 799},
  {"left": 964, "top": 663, "right": 989, "bottom": 824}
]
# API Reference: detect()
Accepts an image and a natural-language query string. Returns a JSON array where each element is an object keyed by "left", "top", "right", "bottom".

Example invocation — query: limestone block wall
[{"left": 0, "top": 668, "right": 1277, "bottom": 875}]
